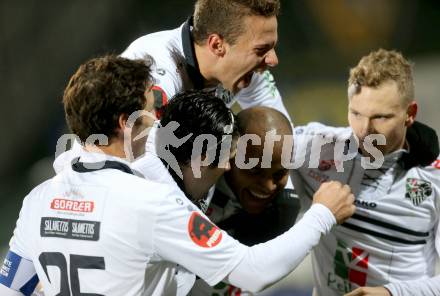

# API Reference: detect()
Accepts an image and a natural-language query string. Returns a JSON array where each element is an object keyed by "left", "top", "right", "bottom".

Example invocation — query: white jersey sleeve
[
  {"left": 384, "top": 161, "right": 440, "bottom": 296},
  {"left": 152, "top": 194, "right": 247, "bottom": 286},
  {"left": 234, "top": 70, "right": 291, "bottom": 122},
  {"left": 0, "top": 194, "right": 39, "bottom": 295},
  {"left": 226, "top": 203, "right": 336, "bottom": 292},
  {"left": 151, "top": 181, "right": 336, "bottom": 293}
]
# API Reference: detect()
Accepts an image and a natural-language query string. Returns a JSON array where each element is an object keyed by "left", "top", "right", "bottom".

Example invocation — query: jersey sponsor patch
[
  {"left": 50, "top": 198, "right": 94, "bottom": 213},
  {"left": 188, "top": 212, "right": 222, "bottom": 248},
  {"left": 405, "top": 178, "right": 432, "bottom": 206},
  {"left": 40, "top": 217, "right": 100, "bottom": 241}
]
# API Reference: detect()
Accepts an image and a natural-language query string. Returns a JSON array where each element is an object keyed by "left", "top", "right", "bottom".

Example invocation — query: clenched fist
[{"left": 312, "top": 181, "right": 356, "bottom": 224}]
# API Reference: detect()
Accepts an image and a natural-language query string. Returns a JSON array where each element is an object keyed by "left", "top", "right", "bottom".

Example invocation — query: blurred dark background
[{"left": 1, "top": 0, "right": 439, "bottom": 294}]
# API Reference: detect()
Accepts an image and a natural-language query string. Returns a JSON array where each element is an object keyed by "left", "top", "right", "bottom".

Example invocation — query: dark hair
[
  {"left": 158, "top": 90, "right": 238, "bottom": 166},
  {"left": 193, "top": 0, "right": 280, "bottom": 45},
  {"left": 63, "top": 55, "right": 153, "bottom": 143}
]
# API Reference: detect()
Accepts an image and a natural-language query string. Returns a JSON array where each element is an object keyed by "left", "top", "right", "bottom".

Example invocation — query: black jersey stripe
[
  {"left": 71, "top": 157, "right": 134, "bottom": 175},
  {"left": 341, "top": 222, "right": 427, "bottom": 245},
  {"left": 351, "top": 213, "right": 429, "bottom": 237}
]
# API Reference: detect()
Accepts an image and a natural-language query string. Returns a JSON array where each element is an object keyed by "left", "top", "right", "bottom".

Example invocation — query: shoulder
[
  {"left": 22, "top": 178, "right": 56, "bottom": 205},
  {"left": 417, "top": 157, "right": 440, "bottom": 181},
  {"left": 293, "top": 122, "right": 352, "bottom": 148},
  {"left": 294, "top": 122, "right": 351, "bottom": 137},
  {"left": 121, "top": 26, "right": 182, "bottom": 62},
  {"left": 122, "top": 26, "right": 185, "bottom": 99},
  {"left": 430, "top": 158, "right": 440, "bottom": 171},
  {"left": 112, "top": 170, "right": 180, "bottom": 197},
  {"left": 402, "top": 158, "right": 440, "bottom": 198}
]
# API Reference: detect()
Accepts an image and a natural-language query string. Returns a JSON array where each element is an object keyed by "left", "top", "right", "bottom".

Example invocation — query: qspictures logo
[{"left": 327, "top": 240, "right": 369, "bottom": 293}]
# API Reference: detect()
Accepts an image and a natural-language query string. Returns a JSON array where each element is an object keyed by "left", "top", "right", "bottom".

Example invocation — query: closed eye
[
  {"left": 255, "top": 48, "right": 269, "bottom": 57},
  {"left": 372, "top": 114, "right": 394, "bottom": 120},
  {"left": 350, "top": 110, "right": 361, "bottom": 117}
]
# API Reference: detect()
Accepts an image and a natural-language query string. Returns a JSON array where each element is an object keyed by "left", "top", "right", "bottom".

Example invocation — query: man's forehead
[
  {"left": 239, "top": 137, "right": 287, "bottom": 156},
  {"left": 349, "top": 83, "right": 404, "bottom": 113},
  {"left": 241, "top": 15, "right": 277, "bottom": 43}
]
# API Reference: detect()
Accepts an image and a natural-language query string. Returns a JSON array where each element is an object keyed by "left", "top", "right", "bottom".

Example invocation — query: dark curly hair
[
  {"left": 63, "top": 55, "right": 153, "bottom": 143},
  {"left": 158, "top": 90, "right": 238, "bottom": 167}
]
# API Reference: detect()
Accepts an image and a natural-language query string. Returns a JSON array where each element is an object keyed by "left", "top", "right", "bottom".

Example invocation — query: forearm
[
  {"left": 385, "top": 275, "right": 440, "bottom": 296},
  {"left": 226, "top": 203, "right": 335, "bottom": 292}
]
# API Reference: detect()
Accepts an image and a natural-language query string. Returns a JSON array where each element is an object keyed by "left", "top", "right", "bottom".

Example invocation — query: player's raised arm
[{"left": 224, "top": 181, "right": 355, "bottom": 292}]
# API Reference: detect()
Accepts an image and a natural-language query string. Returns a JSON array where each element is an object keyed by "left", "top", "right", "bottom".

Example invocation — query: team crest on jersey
[
  {"left": 328, "top": 240, "right": 369, "bottom": 293},
  {"left": 188, "top": 212, "right": 222, "bottom": 248},
  {"left": 405, "top": 178, "right": 432, "bottom": 206}
]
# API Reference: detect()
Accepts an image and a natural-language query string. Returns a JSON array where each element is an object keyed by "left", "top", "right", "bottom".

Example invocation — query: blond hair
[{"left": 348, "top": 49, "right": 414, "bottom": 102}]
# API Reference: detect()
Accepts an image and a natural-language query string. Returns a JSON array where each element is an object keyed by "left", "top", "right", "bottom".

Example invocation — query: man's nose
[
  {"left": 261, "top": 177, "right": 277, "bottom": 193},
  {"left": 265, "top": 49, "right": 278, "bottom": 67},
  {"left": 359, "top": 119, "right": 377, "bottom": 139}
]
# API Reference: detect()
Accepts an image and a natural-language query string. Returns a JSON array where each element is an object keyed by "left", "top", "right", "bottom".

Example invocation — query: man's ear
[
  {"left": 207, "top": 33, "right": 226, "bottom": 57},
  {"left": 405, "top": 101, "right": 418, "bottom": 127}
]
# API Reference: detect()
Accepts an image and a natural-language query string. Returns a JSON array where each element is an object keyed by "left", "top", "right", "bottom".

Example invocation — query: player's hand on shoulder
[
  {"left": 312, "top": 181, "right": 355, "bottom": 224},
  {"left": 344, "top": 286, "right": 392, "bottom": 296}
]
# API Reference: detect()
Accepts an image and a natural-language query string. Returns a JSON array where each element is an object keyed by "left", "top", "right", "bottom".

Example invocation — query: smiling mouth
[{"left": 248, "top": 189, "right": 272, "bottom": 199}]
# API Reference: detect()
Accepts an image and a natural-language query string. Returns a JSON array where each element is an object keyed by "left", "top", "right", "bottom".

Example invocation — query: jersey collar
[
  {"left": 181, "top": 16, "right": 205, "bottom": 90},
  {"left": 211, "top": 175, "right": 239, "bottom": 208},
  {"left": 71, "top": 150, "right": 134, "bottom": 175}
]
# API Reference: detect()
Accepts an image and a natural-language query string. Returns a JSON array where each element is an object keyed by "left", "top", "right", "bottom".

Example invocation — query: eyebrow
[
  {"left": 255, "top": 41, "right": 277, "bottom": 49},
  {"left": 349, "top": 107, "right": 360, "bottom": 114},
  {"left": 371, "top": 113, "right": 394, "bottom": 118},
  {"left": 349, "top": 108, "right": 394, "bottom": 118}
]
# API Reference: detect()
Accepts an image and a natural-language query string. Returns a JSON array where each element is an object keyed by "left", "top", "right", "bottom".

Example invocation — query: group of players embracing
[{"left": 1, "top": 1, "right": 439, "bottom": 296}]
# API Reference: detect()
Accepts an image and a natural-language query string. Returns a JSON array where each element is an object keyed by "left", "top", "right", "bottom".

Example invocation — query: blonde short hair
[{"left": 348, "top": 49, "right": 415, "bottom": 103}]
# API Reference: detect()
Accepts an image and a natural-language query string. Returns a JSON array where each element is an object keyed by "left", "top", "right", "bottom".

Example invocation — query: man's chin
[
  {"left": 243, "top": 203, "right": 266, "bottom": 215},
  {"left": 359, "top": 145, "right": 387, "bottom": 158}
]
